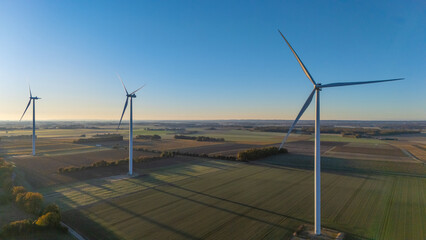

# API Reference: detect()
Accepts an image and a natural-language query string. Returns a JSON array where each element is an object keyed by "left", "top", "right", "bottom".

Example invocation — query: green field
[{"left": 40, "top": 156, "right": 426, "bottom": 240}]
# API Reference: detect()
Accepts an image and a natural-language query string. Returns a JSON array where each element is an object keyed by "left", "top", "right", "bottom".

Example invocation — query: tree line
[
  {"left": 136, "top": 134, "right": 161, "bottom": 140},
  {"left": 58, "top": 155, "right": 162, "bottom": 173},
  {"left": 254, "top": 126, "right": 420, "bottom": 137},
  {"left": 73, "top": 133, "right": 123, "bottom": 143},
  {"left": 236, "top": 147, "right": 288, "bottom": 161},
  {"left": 174, "top": 135, "right": 225, "bottom": 142}
]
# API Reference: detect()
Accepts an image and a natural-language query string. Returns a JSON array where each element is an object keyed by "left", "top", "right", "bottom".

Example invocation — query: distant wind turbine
[
  {"left": 277, "top": 30, "right": 403, "bottom": 236},
  {"left": 20, "top": 86, "right": 41, "bottom": 156},
  {"left": 117, "top": 74, "right": 145, "bottom": 176}
]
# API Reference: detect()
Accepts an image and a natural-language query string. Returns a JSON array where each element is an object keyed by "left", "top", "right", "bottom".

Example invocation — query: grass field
[
  {"left": 0, "top": 138, "right": 102, "bottom": 157},
  {"left": 37, "top": 155, "right": 425, "bottom": 240}
]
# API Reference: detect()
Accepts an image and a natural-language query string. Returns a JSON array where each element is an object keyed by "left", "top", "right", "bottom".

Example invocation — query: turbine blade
[
  {"left": 279, "top": 88, "right": 316, "bottom": 149},
  {"left": 29, "top": 85, "right": 32, "bottom": 98},
  {"left": 278, "top": 30, "right": 316, "bottom": 86},
  {"left": 130, "top": 84, "right": 146, "bottom": 95},
  {"left": 117, "top": 74, "right": 128, "bottom": 95},
  {"left": 20, "top": 99, "right": 32, "bottom": 121},
  {"left": 320, "top": 78, "right": 404, "bottom": 88},
  {"left": 117, "top": 97, "right": 129, "bottom": 129}
]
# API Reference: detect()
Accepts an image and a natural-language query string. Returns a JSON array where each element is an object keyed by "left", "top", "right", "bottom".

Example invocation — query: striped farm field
[
  {"left": 182, "top": 129, "right": 291, "bottom": 145},
  {"left": 41, "top": 155, "right": 426, "bottom": 240},
  {"left": 389, "top": 142, "right": 426, "bottom": 162},
  {"left": 133, "top": 139, "right": 220, "bottom": 151},
  {"left": 0, "top": 138, "right": 100, "bottom": 157}
]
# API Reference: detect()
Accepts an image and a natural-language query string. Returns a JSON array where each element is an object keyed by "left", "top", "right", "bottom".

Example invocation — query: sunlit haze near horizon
[{"left": 0, "top": 0, "right": 425, "bottom": 121}]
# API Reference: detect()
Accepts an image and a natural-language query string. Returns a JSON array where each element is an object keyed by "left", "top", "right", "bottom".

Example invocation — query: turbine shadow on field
[
  {"left": 166, "top": 182, "right": 308, "bottom": 224},
  {"left": 135, "top": 171, "right": 311, "bottom": 231},
  {"left": 60, "top": 180, "right": 201, "bottom": 239}
]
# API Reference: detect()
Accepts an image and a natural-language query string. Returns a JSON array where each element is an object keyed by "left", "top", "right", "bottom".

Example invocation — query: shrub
[
  {"left": 2, "top": 219, "right": 34, "bottom": 235},
  {"left": 24, "top": 192, "right": 44, "bottom": 214},
  {"left": 160, "top": 151, "right": 175, "bottom": 158},
  {"left": 35, "top": 212, "right": 61, "bottom": 227},
  {"left": 15, "top": 192, "right": 27, "bottom": 206},
  {"left": 43, "top": 203, "right": 60, "bottom": 215},
  {"left": 14, "top": 192, "right": 44, "bottom": 215},
  {"left": 12, "top": 186, "right": 27, "bottom": 198},
  {"left": 92, "top": 160, "right": 108, "bottom": 167}
]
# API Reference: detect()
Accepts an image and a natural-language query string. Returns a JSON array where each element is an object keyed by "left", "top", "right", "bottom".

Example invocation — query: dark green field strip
[
  {"left": 324, "top": 174, "right": 368, "bottom": 221},
  {"left": 261, "top": 154, "right": 426, "bottom": 177},
  {"left": 379, "top": 177, "right": 426, "bottom": 240}
]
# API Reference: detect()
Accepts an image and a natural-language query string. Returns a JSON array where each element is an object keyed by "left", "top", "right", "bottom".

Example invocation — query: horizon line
[{"left": 1, "top": 119, "right": 425, "bottom": 122}]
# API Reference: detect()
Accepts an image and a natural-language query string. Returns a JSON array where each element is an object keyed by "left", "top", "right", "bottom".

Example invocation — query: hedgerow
[{"left": 236, "top": 147, "right": 288, "bottom": 161}]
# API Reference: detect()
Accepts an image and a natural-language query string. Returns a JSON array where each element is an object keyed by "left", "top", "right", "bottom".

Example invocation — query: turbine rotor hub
[{"left": 315, "top": 83, "right": 322, "bottom": 90}]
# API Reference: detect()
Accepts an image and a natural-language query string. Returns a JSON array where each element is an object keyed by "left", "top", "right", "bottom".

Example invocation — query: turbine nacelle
[
  {"left": 117, "top": 74, "right": 145, "bottom": 129},
  {"left": 20, "top": 87, "right": 41, "bottom": 121},
  {"left": 315, "top": 83, "right": 322, "bottom": 90}
]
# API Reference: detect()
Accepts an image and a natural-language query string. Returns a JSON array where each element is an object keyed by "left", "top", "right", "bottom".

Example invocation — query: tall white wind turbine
[
  {"left": 20, "top": 86, "right": 41, "bottom": 156},
  {"left": 117, "top": 75, "right": 145, "bottom": 176},
  {"left": 277, "top": 30, "right": 403, "bottom": 236}
]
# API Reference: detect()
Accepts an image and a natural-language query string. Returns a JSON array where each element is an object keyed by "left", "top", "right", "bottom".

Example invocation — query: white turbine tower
[
  {"left": 117, "top": 75, "right": 145, "bottom": 176},
  {"left": 20, "top": 86, "right": 41, "bottom": 156},
  {"left": 277, "top": 30, "right": 403, "bottom": 236}
]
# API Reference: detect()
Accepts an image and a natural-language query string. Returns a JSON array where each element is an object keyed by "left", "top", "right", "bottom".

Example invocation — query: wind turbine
[
  {"left": 277, "top": 30, "right": 403, "bottom": 236},
  {"left": 20, "top": 86, "right": 41, "bottom": 156},
  {"left": 117, "top": 74, "right": 145, "bottom": 176}
]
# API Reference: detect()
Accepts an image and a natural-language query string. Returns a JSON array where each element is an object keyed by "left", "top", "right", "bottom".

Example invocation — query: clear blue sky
[{"left": 0, "top": 0, "right": 424, "bottom": 121}]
